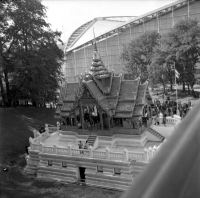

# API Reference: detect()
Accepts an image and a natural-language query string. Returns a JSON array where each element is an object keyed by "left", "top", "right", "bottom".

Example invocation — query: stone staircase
[
  {"left": 86, "top": 135, "right": 97, "bottom": 146},
  {"left": 147, "top": 127, "right": 165, "bottom": 142}
]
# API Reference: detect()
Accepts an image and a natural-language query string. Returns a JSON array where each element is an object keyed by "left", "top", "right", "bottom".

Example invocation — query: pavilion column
[
  {"left": 147, "top": 105, "right": 150, "bottom": 126},
  {"left": 99, "top": 109, "right": 104, "bottom": 130},
  {"left": 111, "top": 117, "right": 114, "bottom": 128},
  {"left": 80, "top": 102, "right": 84, "bottom": 129},
  {"left": 89, "top": 108, "right": 93, "bottom": 130},
  {"left": 121, "top": 118, "right": 123, "bottom": 127},
  {"left": 108, "top": 115, "right": 111, "bottom": 130},
  {"left": 89, "top": 108, "right": 92, "bottom": 124},
  {"left": 140, "top": 119, "right": 143, "bottom": 133},
  {"left": 74, "top": 110, "right": 77, "bottom": 126},
  {"left": 149, "top": 105, "right": 152, "bottom": 118},
  {"left": 143, "top": 107, "right": 145, "bottom": 117},
  {"left": 69, "top": 115, "right": 72, "bottom": 126}
]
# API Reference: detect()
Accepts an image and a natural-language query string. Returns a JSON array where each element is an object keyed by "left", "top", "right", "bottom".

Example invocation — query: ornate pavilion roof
[
  {"left": 56, "top": 75, "right": 150, "bottom": 120},
  {"left": 56, "top": 41, "right": 151, "bottom": 120}
]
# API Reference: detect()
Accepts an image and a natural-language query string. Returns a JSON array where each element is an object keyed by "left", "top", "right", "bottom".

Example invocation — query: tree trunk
[
  {"left": 0, "top": 76, "right": 6, "bottom": 103},
  {"left": 169, "top": 74, "right": 173, "bottom": 91},
  {"left": 182, "top": 81, "right": 185, "bottom": 92},
  {"left": 170, "top": 83, "right": 173, "bottom": 91},
  {"left": 4, "top": 70, "right": 10, "bottom": 103},
  {"left": 162, "top": 82, "right": 166, "bottom": 95},
  {"left": 187, "top": 83, "right": 190, "bottom": 95},
  {"left": 0, "top": 54, "right": 6, "bottom": 103},
  {"left": 151, "top": 84, "right": 154, "bottom": 92},
  {"left": 190, "top": 84, "right": 195, "bottom": 97}
]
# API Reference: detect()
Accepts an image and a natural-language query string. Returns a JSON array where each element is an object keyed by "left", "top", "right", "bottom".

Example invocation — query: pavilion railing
[{"left": 29, "top": 141, "right": 160, "bottom": 163}]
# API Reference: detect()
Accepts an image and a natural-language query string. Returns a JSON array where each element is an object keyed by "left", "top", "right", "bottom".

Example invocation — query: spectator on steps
[
  {"left": 84, "top": 141, "right": 89, "bottom": 149},
  {"left": 163, "top": 113, "right": 167, "bottom": 126},
  {"left": 155, "top": 115, "right": 160, "bottom": 126},
  {"left": 78, "top": 141, "right": 84, "bottom": 154}
]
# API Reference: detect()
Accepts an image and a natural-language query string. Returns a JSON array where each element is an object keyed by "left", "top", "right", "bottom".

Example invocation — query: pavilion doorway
[{"left": 79, "top": 167, "right": 86, "bottom": 182}]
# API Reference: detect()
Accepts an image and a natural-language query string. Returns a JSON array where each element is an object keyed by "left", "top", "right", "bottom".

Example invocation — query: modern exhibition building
[{"left": 63, "top": 0, "right": 200, "bottom": 83}]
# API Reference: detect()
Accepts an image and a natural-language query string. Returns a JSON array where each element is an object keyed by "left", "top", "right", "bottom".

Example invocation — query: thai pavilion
[
  {"left": 56, "top": 42, "right": 153, "bottom": 135},
  {"left": 25, "top": 1, "right": 188, "bottom": 190},
  {"left": 25, "top": 42, "right": 170, "bottom": 191}
]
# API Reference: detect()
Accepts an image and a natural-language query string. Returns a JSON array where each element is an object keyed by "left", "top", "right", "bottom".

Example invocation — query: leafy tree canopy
[
  {"left": 150, "top": 19, "right": 200, "bottom": 94},
  {"left": 120, "top": 31, "right": 160, "bottom": 82},
  {"left": 161, "top": 19, "right": 200, "bottom": 89},
  {"left": 0, "top": 0, "right": 64, "bottom": 105}
]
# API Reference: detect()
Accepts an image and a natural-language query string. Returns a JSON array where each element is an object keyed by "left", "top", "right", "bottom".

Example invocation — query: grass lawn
[
  {"left": 0, "top": 107, "right": 59, "bottom": 165},
  {"left": 0, "top": 107, "right": 122, "bottom": 198}
]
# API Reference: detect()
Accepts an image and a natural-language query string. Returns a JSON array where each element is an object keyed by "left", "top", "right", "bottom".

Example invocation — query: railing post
[
  {"left": 105, "top": 147, "right": 110, "bottom": 160},
  {"left": 144, "top": 148, "right": 149, "bottom": 162},
  {"left": 40, "top": 142, "right": 44, "bottom": 153},
  {"left": 123, "top": 148, "right": 129, "bottom": 161},
  {"left": 29, "top": 137, "right": 34, "bottom": 149},
  {"left": 33, "top": 130, "right": 37, "bottom": 138},
  {"left": 57, "top": 121, "right": 60, "bottom": 132},
  {"left": 89, "top": 146, "right": 93, "bottom": 158},
  {"left": 54, "top": 145, "right": 57, "bottom": 154},
  {"left": 45, "top": 124, "right": 49, "bottom": 137},
  {"left": 153, "top": 145, "right": 159, "bottom": 154},
  {"left": 149, "top": 147, "right": 154, "bottom": 159},
  {"left": 68, "top": 145, "right": 72, "bottom": 156}
]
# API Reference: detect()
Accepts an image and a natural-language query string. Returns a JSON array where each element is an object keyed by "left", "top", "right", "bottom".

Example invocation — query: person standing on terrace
[
  {"left": 78, "top": 141, "right": 84, "bottom": 154},
  {"left": 84, "top": 141, "right": 89, "bottom": 149}
]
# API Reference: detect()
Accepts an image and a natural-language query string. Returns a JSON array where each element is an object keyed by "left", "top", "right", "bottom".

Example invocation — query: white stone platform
[{"left": 25, "top": 122, "right": 178, "bottom": 191}]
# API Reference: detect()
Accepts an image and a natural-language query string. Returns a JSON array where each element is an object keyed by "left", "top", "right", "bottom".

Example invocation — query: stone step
[
  {"left": 147, "top": 127, "right": 165, "bottom": 141},
  {"left": 86, "top": 135, "right": 97, "bottom": 146}
]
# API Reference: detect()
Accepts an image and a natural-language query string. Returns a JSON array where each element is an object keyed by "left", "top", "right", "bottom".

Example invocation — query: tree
[
  {"left": 161, "top": 19, "right": 200, "bottom": 95},
  {"left": 0, "top": 0, "right": 11, "bottom": 103},
  {"left": 120, "top": 31, "right": 160, "bottom": 83},
  {"left": 0, "top": 0, "right": 64, "bottom": 105},
  {"left": 149, "top": 47, "right": 169, "bottom": 93}
]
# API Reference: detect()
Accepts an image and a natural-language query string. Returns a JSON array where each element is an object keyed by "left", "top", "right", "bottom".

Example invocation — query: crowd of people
[{"left": 152, "top": 97, "right": 193, "bottom": 126}]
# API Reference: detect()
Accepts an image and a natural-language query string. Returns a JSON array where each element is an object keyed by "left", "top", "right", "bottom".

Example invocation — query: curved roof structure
[
  {"left": 65, "top": 16, "right": 136, "bottom": 52},
  {"left": 65, "top": 0, "right": 197, "bottom": 54}
]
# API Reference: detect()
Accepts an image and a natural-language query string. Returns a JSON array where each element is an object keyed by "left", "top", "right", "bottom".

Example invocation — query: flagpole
[{"left": 174, "top": 62, "right": 178, "bottom": 115}]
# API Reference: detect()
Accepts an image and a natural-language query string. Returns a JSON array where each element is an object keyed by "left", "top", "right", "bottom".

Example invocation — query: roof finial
[{"left": 93, "top": 27, "right": 98, "bottom": 52}]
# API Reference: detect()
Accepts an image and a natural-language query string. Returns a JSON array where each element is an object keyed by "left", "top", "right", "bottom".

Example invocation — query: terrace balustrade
[
  {"left": 29, "top": 137, "right": 161, "bottom": 162},
  {"left": 28, "top": 122, "right": 166, "bottom": 163}
]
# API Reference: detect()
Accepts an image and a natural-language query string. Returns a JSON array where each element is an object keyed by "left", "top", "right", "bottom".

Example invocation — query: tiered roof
[
  {"left": 89, "top": 43, "right": 109, "bottom": 79},
  {"left": 56, "top": 42, "right": 151, "bottom": 120},
  {"left": 56, "top": 75, "right": 149, "bottom": 120},
  {"left": 55, "top": 83, "right": 79, "bottom": 118}
]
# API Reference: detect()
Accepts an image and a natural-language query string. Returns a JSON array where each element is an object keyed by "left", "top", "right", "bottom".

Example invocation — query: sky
[{"left": 41, "top": 0, "right": 177, "bottom": 42}]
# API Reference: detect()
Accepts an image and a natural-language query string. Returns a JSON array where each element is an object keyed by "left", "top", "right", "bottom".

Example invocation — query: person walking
[
  {"left": 78, "top": 141, "right": 84, "bottom": 154},
  {"left": 155, "top": 115, "right": 160, "bottom": 126},
  {"left": 84, "top": 141, "right": 89, "bottom": 149},
  {"left": 163, "top": 113, "right": 167, "bottom": 126}
]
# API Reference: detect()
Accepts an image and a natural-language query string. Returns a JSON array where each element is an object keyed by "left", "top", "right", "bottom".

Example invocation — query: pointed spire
[
  {"left": 93, "top": 27, "right": 98, "bottom": 52},
  {"left": 89, "top": 27, "right": 110, "bottom": 79},
  {"left": 92, "top": 27, "right": 101, "bottom": 61}
]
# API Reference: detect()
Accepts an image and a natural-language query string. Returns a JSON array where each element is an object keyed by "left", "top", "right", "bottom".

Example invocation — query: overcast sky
[{"left": 41, "top": 0, "right": 177, "bottom": 42}]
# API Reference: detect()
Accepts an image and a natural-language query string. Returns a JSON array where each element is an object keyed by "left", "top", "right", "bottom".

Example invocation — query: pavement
[{"left": 151, "top": 125, "right": 174, "bottom": 140}]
